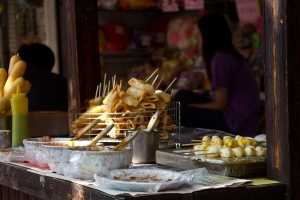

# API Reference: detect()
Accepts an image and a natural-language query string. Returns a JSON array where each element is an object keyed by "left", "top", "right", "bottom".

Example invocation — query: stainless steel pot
[{"left": 127, "top": 129, "right": 159, "bottom": 164}]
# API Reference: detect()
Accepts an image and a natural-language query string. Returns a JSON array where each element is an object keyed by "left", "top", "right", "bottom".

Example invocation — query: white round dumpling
[
  {"left": 255, "top": 146, "right": 267, "bottom": 156},
  {"left": 235, "top": 135, "right": 242, "bottom": 141},
  {"left": 211, "top": 136, "right": 224, "bottom": 147},
  {"left": 206, "top": 146, "right": 220, "bottom": 158},
  {"left": 220, "top": 147, "right": 234, "bottom": 158},
  {"left": 244, "top": 146, "right": 256, "bottom": 156},
  {"left": 232, "top": 147, "right": 245, "bottom": 157}
]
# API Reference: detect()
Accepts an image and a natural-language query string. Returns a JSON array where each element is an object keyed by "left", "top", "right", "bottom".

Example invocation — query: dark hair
[
  {"left": 198, "top": 14, "right": 241, "bottom": 80},
  {"left": 17, "top": 43, "right": 55, "bottom": 71}
]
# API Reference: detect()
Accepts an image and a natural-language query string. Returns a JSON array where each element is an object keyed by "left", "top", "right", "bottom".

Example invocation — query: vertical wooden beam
[
  {"left": 264, "top": 0, "right": 300, "bottom": 199},
  {"left": 62, "top": 0, "right": 100, "bottom": 113}
]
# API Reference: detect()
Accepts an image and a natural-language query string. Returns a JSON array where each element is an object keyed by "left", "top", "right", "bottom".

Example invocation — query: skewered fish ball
[
  {"left": 250, "top": 139, "right": 259, "bottom": 147},
  {"left": 211, "top": 136, "right": 224, "bottom": 147},
  {"left": 255, "top": 146, "right": 267, "bottom": 156},
  {"left": 220, "top": 147, "right": 234, "bottom": 158},
  {"left": 235, "top": 135, "right": 242, "bottom": 141},
  {"left": 223, "top": 136, "right": 239, "bottom": 148},
  {"left": 238, "top": 137, "right": 251, "bottom": 148},
  {"left": 202, "top": 136, "right": 211, "bottom": 142},
  {"left": 194, "top": 144, "right": 207, "bottom": 150},
  {"left": 232, "top": 147, "right": 245, "bottom": 157},
  {"left": 193, "top": 144, "right": 208, "bottom": 157},
  {"left": 244, "top": 146, "right": 256, "bottom": 156},
  {"left": 206, "top": 146, "right": 220, "bottom": 158},
  {"left": 202, "top": 136, "right": 211, "bottom": 148}
]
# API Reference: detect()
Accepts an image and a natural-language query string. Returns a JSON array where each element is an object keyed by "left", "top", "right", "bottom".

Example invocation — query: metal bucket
[
  {"left": 0, "top": 130, "right": 12, "bottom": 149},
  {"left": 127, "top": 129, "right": 159, "bottom": 164},
  {"left": 0, "top": 116, "right": 12, "bottom": 131}
]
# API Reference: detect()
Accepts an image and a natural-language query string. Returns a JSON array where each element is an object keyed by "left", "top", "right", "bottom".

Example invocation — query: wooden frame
[
  {"left": 0, "top": 0, "right": 299, "bottom": 199},
  {"left": 264, "top": 0, "right": 300, "bottom": 199}
]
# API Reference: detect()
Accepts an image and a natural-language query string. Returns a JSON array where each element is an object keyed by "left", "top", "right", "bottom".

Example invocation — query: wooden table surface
[{"left": 0, "top": 161, "right": 286, "bottom": 200}]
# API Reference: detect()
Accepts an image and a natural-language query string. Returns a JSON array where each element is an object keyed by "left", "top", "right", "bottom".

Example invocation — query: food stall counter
[{"left": 0, "top": 160, "right": 286, "bottom": 200}]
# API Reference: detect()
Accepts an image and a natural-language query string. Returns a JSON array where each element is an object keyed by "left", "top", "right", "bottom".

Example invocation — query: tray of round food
[{"left": 156, "top": 135, "right": 267, "bottom": 178}]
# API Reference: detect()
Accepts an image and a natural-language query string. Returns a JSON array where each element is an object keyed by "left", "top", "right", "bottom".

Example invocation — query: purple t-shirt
[{"left": 211, "top": 51, "right": 260, "bottom": 136}]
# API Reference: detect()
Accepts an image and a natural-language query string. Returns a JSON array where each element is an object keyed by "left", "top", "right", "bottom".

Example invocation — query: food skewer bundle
[
  {"left": 191, "top": 135, "right": 267, "bottom": 158},
  {"left": 0, "top": 55, "right": 31, "bottom": 115},
  {"left": 70, "top": 72, "right": 179, "bottom": 140}
]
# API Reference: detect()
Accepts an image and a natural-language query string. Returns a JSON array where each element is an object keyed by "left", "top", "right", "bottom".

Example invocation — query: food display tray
[{"left": 156, "top": 149, "right": 267, "bottom": 178}]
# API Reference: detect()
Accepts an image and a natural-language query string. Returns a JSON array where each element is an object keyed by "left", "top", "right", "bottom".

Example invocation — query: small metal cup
[
  {"left": 126, "top": 129, "right": 159, "bottom": 164},
  {"left": 0, "top": 116, "right": 12, "bottom": 131},
  {"left": 0, "top": 130, "right": 12, "bottom": 149}
]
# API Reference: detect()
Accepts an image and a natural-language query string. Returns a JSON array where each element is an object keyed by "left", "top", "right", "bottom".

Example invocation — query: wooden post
[
  {"left": 264, "top": 0, "right": 300, "bottom": 199},
  {"left": 62, "top": 0, "right": 100, "bottom": 113}
]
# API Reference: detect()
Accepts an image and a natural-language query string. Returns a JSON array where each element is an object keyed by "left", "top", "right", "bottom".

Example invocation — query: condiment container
[{"left": 11, "top": 84, "right": 30, "bottom": 147}]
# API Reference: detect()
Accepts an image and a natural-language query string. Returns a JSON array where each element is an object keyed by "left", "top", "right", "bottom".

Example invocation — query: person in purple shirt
[{"left": 174, "top": 14, "right": 260, "bottom": 137}]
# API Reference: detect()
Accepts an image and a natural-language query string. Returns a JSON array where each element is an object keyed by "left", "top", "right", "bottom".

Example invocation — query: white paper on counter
[{"left": 26, "top": 167, "right": 252, "bottom": 197}]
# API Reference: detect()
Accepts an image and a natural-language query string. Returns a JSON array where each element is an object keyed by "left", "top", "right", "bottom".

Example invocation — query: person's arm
[{"left": 188, "top": 87, "right": 229, "bottom": 110}]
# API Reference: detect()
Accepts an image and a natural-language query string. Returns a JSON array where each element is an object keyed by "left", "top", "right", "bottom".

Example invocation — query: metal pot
[
  {"left": 0, "top": 116, "right": 12, "bottom": 131},
  {"left": 126, "top": 129, "right": 159, "bottom": 164}
]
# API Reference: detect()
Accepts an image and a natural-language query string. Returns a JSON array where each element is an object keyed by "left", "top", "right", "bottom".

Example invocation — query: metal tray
[{"left": 156, "top": 149, "right": 267, "bottom": 178}]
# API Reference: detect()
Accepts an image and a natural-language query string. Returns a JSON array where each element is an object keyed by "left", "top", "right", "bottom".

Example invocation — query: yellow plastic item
[
  {"left": 10, "top": 84, "right": 30, "bottom": 147},
  {"left": 11, "top": 84, "right": 27, "bottom": 115}
]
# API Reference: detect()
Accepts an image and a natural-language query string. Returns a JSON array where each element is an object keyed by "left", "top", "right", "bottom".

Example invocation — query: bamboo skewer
[
  {"left": 191, "top": 140, "right": 210, "bottom": 142},
  {"left": 107, "top": 80, "right": 111, "bottom": 93},
  {"left": 145, "top": 68, "right": 159, "bottom": 82},
  {"left": 102, "top": 85, "right": 107, "bottom": 97},
  {"left": 98, "top": 83, "right": 102, "bottom": 97},
  {"left": 94, "top": 86, "right": 99, "bottom": 99},
  {"left": 181, "top": 143, "right": 202, "bottom": 147},
  {"left": 173, "top": 149, "right": 209, "bottom": 153},
  {"left": 103, "top": 73, "right": 107, "bottom": 89},
  {"left": 155, "top": 78, "right": 163, "bottom": 90},
  {"left": 165, "top": 77, "right": 177, "bottom": 92},
  {"left": 191, "top": 140, "right": 202, "bottom": 142},
  {"left": 152, "top": 74, "right": 159, "bottom": 85}
]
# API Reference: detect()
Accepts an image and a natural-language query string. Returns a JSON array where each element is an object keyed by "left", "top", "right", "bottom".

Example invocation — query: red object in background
[
  {"left": 103, "top": 22, "right": 131, "bottom": 52},
  {"left": 147, "top": 16, "right": 170, "bottom": 48}
]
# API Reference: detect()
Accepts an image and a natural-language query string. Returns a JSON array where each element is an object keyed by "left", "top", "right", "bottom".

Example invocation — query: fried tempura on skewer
[
  {"left": 128, "top": 78, "right": 155, "bottom": 95},
  {"left": 154, "top": 90, "right": 171, "bottom": 103},
  {"left": 127, "top": 87, "right": 148, "bottom": 102},
  {"left": 119, "top": 91, "right": 139, "bottom": 107}
]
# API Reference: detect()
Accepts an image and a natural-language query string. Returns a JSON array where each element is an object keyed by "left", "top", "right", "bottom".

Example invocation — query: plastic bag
[
  {"left": 62, "top": 148, "right": 133, "bottom": 180},
  {"left": 25, "top": 149, "right": 48, "bottom": 168},
  {"left": 94, "top": 168, "right": 209, "bottom": 192},
  {"left": 0, "top": 147, "right": 26, "bottom": 162}
]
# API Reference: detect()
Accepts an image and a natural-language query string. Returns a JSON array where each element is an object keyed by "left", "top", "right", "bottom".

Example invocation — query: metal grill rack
[{"left": 69, "top": 101, "right": 180, "bottom": 145}]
